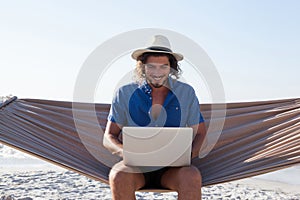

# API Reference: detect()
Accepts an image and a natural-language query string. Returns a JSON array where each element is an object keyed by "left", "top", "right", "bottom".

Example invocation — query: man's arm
[
  {"left": 103, "top": 121, "right": 124, "bottom": 158},
  {"left": 191, "top": 122, "right": 207, "bottom": 159}
]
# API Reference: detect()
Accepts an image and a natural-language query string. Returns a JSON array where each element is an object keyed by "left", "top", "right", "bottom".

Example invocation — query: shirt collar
[{"left": 140, "top": 80, "right": 152, "bottom": 96}]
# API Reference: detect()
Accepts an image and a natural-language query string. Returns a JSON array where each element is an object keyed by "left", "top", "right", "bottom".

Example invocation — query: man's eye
[
  {"left": 144, "top": 64, "right": 169, "bottom": 69},
  {"left": 145, "top": 64, "right": 154, "bottom": 68}
]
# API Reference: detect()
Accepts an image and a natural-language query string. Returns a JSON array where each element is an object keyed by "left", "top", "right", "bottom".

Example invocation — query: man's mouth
[{"left": 152, "top": 76, "right": 164, "bottom": 81}]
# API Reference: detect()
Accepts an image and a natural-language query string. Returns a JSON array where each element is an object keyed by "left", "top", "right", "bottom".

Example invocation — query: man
[{"left": 103, "top": 35, "right": 206, "bottom": 200}]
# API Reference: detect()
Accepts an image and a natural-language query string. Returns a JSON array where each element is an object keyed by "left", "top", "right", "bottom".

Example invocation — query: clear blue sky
[{"left": 0, "top": 0, "right": 299, "bottom": 103}]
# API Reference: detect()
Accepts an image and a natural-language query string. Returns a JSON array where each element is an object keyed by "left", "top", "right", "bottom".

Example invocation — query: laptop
[{"left": 122, "top": 127, "right": 193, "bottom": 167}]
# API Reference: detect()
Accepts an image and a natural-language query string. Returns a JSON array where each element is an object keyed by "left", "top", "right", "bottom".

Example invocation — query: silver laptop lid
[{"left": 122, "top": 127, "right": 193, "bottom": 167}]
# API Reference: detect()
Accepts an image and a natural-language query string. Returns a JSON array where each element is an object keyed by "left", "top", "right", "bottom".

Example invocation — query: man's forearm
[
  {"left": 191, "top": 134, "right": 205, "bottom": 158},
  {"left": 191, "top": 123, "right": 207, "bottom": 159},
  {"left": 103, "top": 133, "right": 123, "bottom": 157}
]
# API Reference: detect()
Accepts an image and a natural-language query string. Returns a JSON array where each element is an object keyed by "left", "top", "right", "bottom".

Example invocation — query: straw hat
[{"left": 131, "top": 35, "right": 183, "bottom": 61}]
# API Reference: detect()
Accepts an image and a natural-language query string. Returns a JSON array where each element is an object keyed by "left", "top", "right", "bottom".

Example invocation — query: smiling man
[{"left": 103, "top": 35, "right": 207, "bottom": 200}]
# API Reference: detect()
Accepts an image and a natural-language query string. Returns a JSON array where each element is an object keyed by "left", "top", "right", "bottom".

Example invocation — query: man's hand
[
  {"left": 112, "top": 148, "right": 124, "bottom": 158},
  {"left": 103, "top": 121, "right": 124, "bottom": 158}
]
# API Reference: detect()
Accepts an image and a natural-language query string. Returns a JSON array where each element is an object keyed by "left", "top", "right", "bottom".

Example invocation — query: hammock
[{"left": 0, "top": 97, "right": 299, "bottom": 187}]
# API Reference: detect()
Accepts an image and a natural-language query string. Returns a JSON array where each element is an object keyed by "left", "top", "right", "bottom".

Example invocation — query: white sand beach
[
  {"left": 1, "top": 145, "right": 300, "bottom": 200},
  {"left": 1, "top": 168, "right": 300, "bottom": 200}
]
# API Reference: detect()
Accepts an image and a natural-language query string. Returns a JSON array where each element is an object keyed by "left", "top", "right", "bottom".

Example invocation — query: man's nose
[{"left": 152, "top": 66, "right": 164, "bottom": 74}]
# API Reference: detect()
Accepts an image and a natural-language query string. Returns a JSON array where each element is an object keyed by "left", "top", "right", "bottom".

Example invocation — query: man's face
[{"left": 144, "top": 55, "right": 171, "bottom": 88}]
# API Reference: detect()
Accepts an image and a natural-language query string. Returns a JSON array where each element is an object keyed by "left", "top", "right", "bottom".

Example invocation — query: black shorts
[{"left": 141, "top": 167, "right": 170, "bottom": 189}]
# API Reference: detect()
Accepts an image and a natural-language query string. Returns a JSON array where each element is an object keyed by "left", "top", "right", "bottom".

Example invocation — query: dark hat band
[{"left": 147, "top": 46, "right": 173, "bottom": 53}]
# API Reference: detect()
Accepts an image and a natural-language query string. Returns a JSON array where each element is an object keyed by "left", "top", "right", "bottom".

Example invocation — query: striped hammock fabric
[{"left": 0, "top": 97, "right": 299, "bottom": 186}]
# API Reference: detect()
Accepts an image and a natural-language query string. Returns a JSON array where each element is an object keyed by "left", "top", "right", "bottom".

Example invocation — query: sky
[{"left": 0, "top": 0, "right": 299, "bottom": 103}]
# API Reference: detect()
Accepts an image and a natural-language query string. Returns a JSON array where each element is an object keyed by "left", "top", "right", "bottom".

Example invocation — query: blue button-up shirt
[{"left": 108, "top": 77, "right": 204, "bottom": 127}]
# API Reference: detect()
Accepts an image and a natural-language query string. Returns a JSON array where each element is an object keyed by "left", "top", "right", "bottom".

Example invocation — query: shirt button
[
  {"left": 149, "top": 97, "right": 152, "bottom": 100},
  {"left": 176, "top": 107, "right": 179, "bottom": 110}
]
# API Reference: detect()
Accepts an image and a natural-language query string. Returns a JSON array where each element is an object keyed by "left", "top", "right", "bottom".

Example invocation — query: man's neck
[
  {"left": 150, "top": 84, "right": 169, "bottom": 94},
  {"left": 149, "top": 84, "right": 170, "bottom": 119}
]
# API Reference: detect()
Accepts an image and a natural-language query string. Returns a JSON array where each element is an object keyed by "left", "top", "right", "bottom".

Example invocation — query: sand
[
  {"left": 1, "top": 145, "right": 299, "bottom": 199},
  {"left": 1, "top": 168, "right": 300, "bottom": 200}
]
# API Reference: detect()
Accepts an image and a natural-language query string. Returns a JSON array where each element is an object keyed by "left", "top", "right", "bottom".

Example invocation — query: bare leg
[
  {"left": 161, "top": 166, "right": 202, "bottom": 200},
  {"left": 109, "top": 161, "right": 145, "bottom": 200}
]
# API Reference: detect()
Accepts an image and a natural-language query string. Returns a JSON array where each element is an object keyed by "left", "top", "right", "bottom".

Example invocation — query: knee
[
  {"left": 178, "top": 166, "right": 202, "bottom": 187},
  {"left": 109, "top": 169, "right": 142, "bottom": 188},
  {"left": 109, "top": 170, "right": 129, "bottom": 186}
]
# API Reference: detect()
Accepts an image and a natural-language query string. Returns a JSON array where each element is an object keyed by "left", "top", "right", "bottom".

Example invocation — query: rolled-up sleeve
[{"left": 107, "top": 88, "right": 127, "bottom": 125}]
